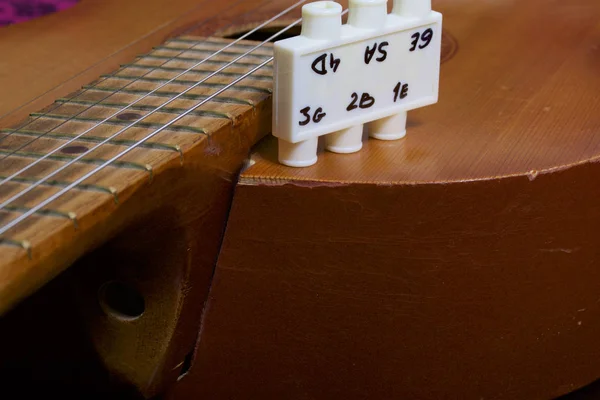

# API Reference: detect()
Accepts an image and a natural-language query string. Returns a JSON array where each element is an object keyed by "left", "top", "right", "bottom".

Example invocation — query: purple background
[{"left": 0, "top": 0, "right": 78, "bottom": 26}]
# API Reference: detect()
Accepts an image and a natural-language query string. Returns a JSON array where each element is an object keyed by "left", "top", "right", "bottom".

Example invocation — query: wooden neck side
[{"left": 0, "top": 36, "right": 274, "bottom": 314}]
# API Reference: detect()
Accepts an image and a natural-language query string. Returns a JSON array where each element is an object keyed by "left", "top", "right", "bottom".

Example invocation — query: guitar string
[
  {"left": 0, "top": 0, "right": 306, "bottom": 167},
  {"left": 0, "top": 0, "right": 224, "bottom": 146},
  {"left": 0, "top": 8, "right": 340, "bottom": 236}
]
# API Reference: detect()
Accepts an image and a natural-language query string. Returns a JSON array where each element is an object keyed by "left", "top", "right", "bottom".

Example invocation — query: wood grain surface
[
  {"left": 0, "top": 35, "right": 274, "bottom": 315},
  {"left": 170, "top": 0, "right": 600, "bottom": 399},
  {"left": 0, "top": 35, "right": 273, "bottom": 397},
  {"left": 1, "top": 0, "right": 599, "bottom": 398},
  {"left": 0, "top": 0, "right": 289, "bottom": 395},
  {"left": 0, "top": 0, "right": 276, "bottom": 127},
  {"left": 243, "top": 0, "right": 600, "bottom": 184},
  {"left": 0, "top": 0, "right": 312, "bottom": 320}
]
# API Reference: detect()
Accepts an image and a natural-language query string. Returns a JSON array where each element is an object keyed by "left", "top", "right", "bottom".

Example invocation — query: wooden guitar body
[{"left": 0, "top": 0, "right": 599, "bottom": 399}]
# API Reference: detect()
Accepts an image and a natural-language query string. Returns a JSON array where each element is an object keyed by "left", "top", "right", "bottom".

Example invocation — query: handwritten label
[
  {"left": 364, "top": 41, "right": 389, "bottom": 64},
  {"left": 393, "top": 82, "right": 409, "bottom": 102},
  {"left": 286, "top": 21, "right": 440, "bottom": 139},
  {"left": 299, "top": 106, "right": 327, "bottom": 126},
  {"left": 347, "top": 92, "right": 376, "bottom": 111},
  {"left": 409, "top": 28, "right": 433, "bottom": 52},
  {"left": 311, "top": 53, "right": 341, "bottom": 75}
]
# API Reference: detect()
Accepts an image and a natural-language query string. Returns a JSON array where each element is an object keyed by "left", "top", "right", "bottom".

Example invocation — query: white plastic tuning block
[{"left": 272, "top": 0, "right": 442, "bottom": 167}]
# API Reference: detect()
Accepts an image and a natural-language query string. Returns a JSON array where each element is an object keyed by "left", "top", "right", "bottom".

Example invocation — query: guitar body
[{"left": 1, "top": 0, "right": 600, "bottom": 399}]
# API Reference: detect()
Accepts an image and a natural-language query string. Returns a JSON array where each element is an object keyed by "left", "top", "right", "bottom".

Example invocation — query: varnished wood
[
  {"left": 0, "top": 32, "right": 274, "bottom": 396},
  {"left": 1, "top": 0, "right": 600, "bottom": 398},
  {"left": 244, "top": 0, "right": 600, "bottom": 183},
  {"left": 0, "top": 0, "right": 278, "bottom": 127},
  {"left": 179, "top": 160, "right": 600, "bottom": 399},
  {"left": 0, "top": 36, "right": 273, "bottom": 316},
  {"left": 170, "top": 0, "right": 600, "bottom": 399},
  {"left": 0, "top": 0, "right": 310, "bottom": 317},
  {"left": 0, "top": 0, "right": 291, "bottom": 396}
]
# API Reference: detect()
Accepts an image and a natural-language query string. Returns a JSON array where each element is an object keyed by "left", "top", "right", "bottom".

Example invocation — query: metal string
[
  {"left": 0, "top": 0, "right": 306, "bottom": 170},
  {"left": 0, "top": 7, "right": 337, "bottom": 236}
]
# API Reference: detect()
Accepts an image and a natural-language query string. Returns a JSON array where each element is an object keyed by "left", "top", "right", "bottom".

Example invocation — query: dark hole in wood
[
  {"left": 178, "top": 350, "right": 195, "bottom": 380},
  {"left": 223, "top": 25, "right": 301, "bottom": 42},
  {"left": 116, "top": 112, "right": 142, "bottom": 121},
  {"left": 61, "top": 145, "right": 88, "bottom": 154},
  {"left": 98, "top": 281, "right": 145, "bottom": 321}
]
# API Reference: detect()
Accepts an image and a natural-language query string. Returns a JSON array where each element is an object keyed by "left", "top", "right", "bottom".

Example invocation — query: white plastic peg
[
  {"left": 328, "top": 0, "right": 389, "bottom": 154},
  {"left": 301, "top": 1, "right": 343, "bottom": 39},
  {"left": 348, "top": 0, "right": 387, "bottom": 29},
  {"left": 392, "top": 0, "right": 432, "bottom": 19},
  {"left": 272, "top": 0, "right": 442, "bottom": 167}
]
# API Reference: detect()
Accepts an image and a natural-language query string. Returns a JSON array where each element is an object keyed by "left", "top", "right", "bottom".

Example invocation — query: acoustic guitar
[{"left": 0, "top": 0, "right": 599, "bottom": 398}]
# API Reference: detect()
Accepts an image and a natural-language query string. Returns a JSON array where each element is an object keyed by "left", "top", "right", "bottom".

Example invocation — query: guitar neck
[{"left": 0, "top": 36, "right": 274, "bottom": 314}]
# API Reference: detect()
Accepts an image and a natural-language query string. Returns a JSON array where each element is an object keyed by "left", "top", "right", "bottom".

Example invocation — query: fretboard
[{"left": 0, "top": 36, "right": 274, "bottom": 312}]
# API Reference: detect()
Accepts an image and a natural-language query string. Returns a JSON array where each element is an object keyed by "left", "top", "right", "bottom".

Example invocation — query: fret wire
[
  {"left": 0, "top": 0, "right": 306, "bottom": 189},
  {"left": 0, "top": 59, "right": 273, "bottom": 237},
  {"left": 80, "top": 86, "right": 266, "bottom": 101},
  {"left": 0, "top": 6, "right": 325, "bottom": 236},
  {"left": 52, "top": 100, "right": 234, "bottom": 119},
  {"left": 153, "top": 46, "right": 273, "bottom": 58},
  {"left": 113, "top": 66, "right": 273, "bottom": 81},
  {"left": 0, "top": 0, "right": 223, "bottom": 147},
  {"left": 118, "top": 63, "right": 273, "bottom": 79},
  {"left": 96, "top": 76, "right": 271, "bottom": 93},
  {"left": 143, "top": 54, "right": 272, "bottom": 64}
]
